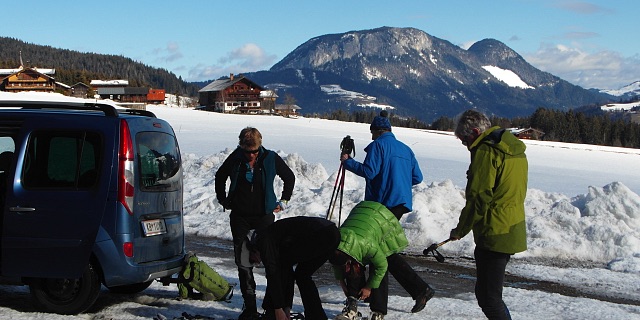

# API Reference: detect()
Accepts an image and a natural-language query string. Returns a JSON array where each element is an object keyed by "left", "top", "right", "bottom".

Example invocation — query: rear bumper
[{"left": 93, "top": 235, "right": 185, "bottom": 287}]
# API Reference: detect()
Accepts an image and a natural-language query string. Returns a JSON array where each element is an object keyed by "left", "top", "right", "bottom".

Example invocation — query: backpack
[{"left": 177, "top": 253, "right": 234, "bottom": 301}]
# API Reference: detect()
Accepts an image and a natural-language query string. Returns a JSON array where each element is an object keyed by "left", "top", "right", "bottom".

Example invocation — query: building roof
[
  {"left": 275, "top": 104, "right": 301, "bottom": 110},
  {"left": 0, "top": 67, "right": 55, "bottom": 76},
  {"left": 72, "top": 82, "right": 90, "bottom": 88},
  {"left": 0, "top": 67, "right": 56, "bottom": 81},
  {"left": 56, "top": 82, "right": 71, "bottom": 89},
  {"left": 98, "top": 87, "right": 149, "bottom": 95},
  {"left": 199, "top": 75, "right": 264, "bottom": 93},
  {"left": 260, "top": 90, "right": 278, "bottom": 98},
  {"left": 90, "top": 80, "right": 129, "bottom": 86}
]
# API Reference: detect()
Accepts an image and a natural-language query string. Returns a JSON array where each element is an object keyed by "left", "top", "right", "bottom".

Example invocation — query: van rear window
[
  {"left": 136, "top": 132, "right": 181, "bottom": 191},
  {"left": 23, "top": 132, "right": 102, "bottom": 189}
]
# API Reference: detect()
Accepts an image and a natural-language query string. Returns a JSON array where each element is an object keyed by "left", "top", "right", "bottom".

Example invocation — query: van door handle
[{"left": 9, "top": 207, "right": 36, "bottom": 213}]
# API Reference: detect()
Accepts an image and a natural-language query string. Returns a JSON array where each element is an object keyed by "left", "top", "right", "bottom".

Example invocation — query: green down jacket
[
  {"left": 452, "top": 126, "right": 528, "bottom": 254},
  {"left": 335, "top": 201, "right": 408, "bottom": 289}
]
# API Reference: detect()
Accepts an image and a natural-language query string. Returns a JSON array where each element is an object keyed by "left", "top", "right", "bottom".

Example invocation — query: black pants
[
  {"left": 262, "top": 224, "right": 340, "bottom": 320},
  {"left": 474, "top": 248, "right": 512, "bottom": 320},
  {"left": 230, "top": 213, "right": 275, "bottom": 310},
  {"left": 387, "top": 205, "right": 430, "bottom": 299},
  {"left": 342, "top": 262, "right": 389, "bottom": 315}
]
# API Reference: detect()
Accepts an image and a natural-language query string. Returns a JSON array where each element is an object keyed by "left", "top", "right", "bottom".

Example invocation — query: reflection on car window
[
  {"left": 23, "top": 131, "right": 101, "bottom": 189},
  {"left": 136, "top": 132, "right": 180, "bottom": 191}
]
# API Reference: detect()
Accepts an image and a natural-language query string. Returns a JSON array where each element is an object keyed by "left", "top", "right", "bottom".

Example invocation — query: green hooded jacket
[
  {"left": 453, "top": 126, "right": 528, "bottom": 254},
  {"left": 335, "top": 201, "right": 408, "bottom": 289}
]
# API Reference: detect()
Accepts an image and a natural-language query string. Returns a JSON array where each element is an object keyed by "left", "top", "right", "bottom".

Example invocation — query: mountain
[
  {"left": 599, "top": 81, "right": 640, "bottom": 99},
  {"left": 245, "top": 26, "right": 614, "bottom": 122}
]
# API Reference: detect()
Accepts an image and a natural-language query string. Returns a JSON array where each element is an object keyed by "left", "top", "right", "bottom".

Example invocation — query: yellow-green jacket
[
  {"left": 335, "top": 201, "right": 408, "bottom": 288},
  {"left": 453, "top": 126, "right": 528, "bottom": 254}
]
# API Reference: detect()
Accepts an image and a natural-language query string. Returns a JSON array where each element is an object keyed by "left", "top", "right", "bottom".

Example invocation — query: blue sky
[{"left": 3, "top": 0, "right": 639, "bottom": 89}]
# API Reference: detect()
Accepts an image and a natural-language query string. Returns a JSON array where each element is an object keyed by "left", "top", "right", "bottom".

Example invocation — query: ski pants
[
  {"left": 262, "top": 224, "right": 340, "bottom": 320},
  {"left": 230, "top": 213, "right": 275, "bottom": 310},
  {"left": 474, "top": 247, "right": 513, "bottom": 320},
  {"left": 387, "top": 205, "right": 431, "bottom": 299}
]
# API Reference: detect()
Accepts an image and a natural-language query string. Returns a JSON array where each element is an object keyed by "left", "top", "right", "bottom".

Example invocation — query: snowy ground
[{"left": 0, "top": 94, "right": 639, "bottom": 319}]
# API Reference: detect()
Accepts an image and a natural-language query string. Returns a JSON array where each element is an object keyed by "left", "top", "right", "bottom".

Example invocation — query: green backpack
[{"left": 177, "top": 253, "right": 234, "bottom": 301}]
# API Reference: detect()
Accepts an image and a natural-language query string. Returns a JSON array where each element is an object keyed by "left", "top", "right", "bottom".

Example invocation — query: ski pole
[
  {"left": 326, "top": 163, "right": 343, "bottom": 220},
  {"left": 337, "top": 164, "right": 346, "bottom": 226}
]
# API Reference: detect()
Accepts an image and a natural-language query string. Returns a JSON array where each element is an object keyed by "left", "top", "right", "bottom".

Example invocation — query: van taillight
[
  {"left": 118, "top": 119, "right": 135, "bottom": 215},
  {"left": 123, "top": 242, "right": 134, "bottom": 257}
]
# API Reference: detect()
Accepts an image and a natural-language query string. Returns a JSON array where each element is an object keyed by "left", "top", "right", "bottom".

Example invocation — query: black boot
[{"left": 238, "top": 294, "right": 260, "bottom": 320}]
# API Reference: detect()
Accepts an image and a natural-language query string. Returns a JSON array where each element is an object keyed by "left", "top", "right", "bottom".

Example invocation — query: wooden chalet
[
  {"left": 0, "top": 67, "right": 56, "bottom": 93},
  {"left": 71, "top": 82, "right": 91, "bottom": 98},
  {"left": 90, "top": 79, "right": 129, "bottom": 91},
  {"left": 511, "top": 127, "right": 545, "bottom": 140},
  {"left": 260, "top": 89, "right": 278, "bottom": 113},
  {"left": 274, "top": 104, "right": 301, "bottom": 117},
  {"left": 97, "top": 86, "right": 149, "bottom": 103},
  {"left": 198, "top": 74, "right": 264, "bottom": 113}
]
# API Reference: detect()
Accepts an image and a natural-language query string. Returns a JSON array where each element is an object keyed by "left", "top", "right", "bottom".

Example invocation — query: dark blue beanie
[{"left": 370, "top": 110, "right": 391, "bottom": 130}]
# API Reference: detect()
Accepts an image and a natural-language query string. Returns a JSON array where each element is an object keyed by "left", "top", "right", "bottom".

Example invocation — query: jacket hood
[{"left": 473, "top": 126, "right": 526, "bottom": 156}]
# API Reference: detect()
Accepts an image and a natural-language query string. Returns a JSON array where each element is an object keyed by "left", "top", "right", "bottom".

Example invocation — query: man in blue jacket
[{"left": 340, "top": 111, "right": 434, "bottom": 314}]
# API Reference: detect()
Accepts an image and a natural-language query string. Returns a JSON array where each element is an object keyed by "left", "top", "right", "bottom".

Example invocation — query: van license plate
[{"left": 142, "top": 219, "right": 167, "bottom": 236}]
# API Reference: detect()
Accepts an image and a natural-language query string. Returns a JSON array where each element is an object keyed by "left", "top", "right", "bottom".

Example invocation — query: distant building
[
  {"left": 260, "top": 89, "right": 278, "bottom": 113},
  {"left": 71, "top": 82, "right": 91, "bottom": 98},
  {"left": 0, "top": 67, "right": 56, "bottom": 93},
  {"left": 97, "top": 87, "right": 149, "bottom": 103},
  {"left": 90, "top": 79, "right": 129, "bottom": 91},
  {"left": 198, "top": 74, "right": 264, "bottom": 113},
  {"left": 274, "top": 104, "right": 301, "bottom": 117},
  {"left": 510, "top": 127, "right": 545, "bottom": 140},
  {"left": 147, "top": 89, "right": 166, "bottom": 104}
]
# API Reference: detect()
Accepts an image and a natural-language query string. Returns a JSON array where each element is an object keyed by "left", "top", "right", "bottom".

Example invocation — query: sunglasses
[{"left": 243, "top": 148, "right": 259, "bottom": 154}]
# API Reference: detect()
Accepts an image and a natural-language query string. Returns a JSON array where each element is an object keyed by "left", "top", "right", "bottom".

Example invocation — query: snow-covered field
[{"left": 1, "top": 93, "right": 639, "bottom": 319}]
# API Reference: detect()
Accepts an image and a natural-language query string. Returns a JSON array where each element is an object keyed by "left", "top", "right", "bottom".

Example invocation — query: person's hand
[
  {"left": 274, "top": 307, "right": 289, "bottom": 320},
  {"left": 340, "top": 153, "right": 350, "bottom": 162},
  {"left": 449, "top": 229, "right": 461, "bottom": 241},
  {"left": 359, "top": 286, "right": 372, "bottom": 300},
  {"left": 274, "top": 199, "right": 288, "bottom": 213}
]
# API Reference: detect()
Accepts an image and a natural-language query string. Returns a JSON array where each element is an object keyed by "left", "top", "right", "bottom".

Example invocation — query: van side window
[
  {"left": 136, "top": 132, "right": 180, "bottom": 191},
  {"left": 23, "top": 132, "right": 102, "bottom": 189}
]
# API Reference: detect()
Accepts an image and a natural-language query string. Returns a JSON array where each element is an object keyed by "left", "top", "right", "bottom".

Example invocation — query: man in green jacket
[
  {"left": 329, "top": 201, "right": 408, "bottom": 320},
  {"left": 449, "top": 109, "right": 528, "bottom": 320}
]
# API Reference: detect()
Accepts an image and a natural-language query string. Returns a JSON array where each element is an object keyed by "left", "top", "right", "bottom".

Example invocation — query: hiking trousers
[
  {"left": 474, "top": 248, "right": 513, "bottom": 320},
  {"left": 230, "top": 213, "right": 275, "bottom": 310}
]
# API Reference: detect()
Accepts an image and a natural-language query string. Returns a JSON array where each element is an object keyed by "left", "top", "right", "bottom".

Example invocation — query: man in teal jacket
[
  {"left": 329, "top": 201, "right": 408, "bottom": 320},
  {"left": 449, "top": 109, "right": 528, "bottom": 320}
]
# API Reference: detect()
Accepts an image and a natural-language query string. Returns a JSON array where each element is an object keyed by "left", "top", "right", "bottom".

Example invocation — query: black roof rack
[
  {"left": 0, "top": 100, "right": 119, "bottom": 117},
  {"left": 119, "top": 108, "right": 157, "bottom": 118}
]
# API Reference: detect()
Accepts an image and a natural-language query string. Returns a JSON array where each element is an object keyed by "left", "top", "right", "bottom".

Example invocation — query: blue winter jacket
[{"left": 343, "top": 132, "right": 423, "bottom": 211}]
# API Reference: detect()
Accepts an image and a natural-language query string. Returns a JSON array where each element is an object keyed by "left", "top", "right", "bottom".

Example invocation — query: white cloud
[
  {"left": 152, "top": 41, "right": 184, "bottom": 63},
  {"left": 188, "top": 43, "right": 277, "bottom": 82},
  {"left": 523, "top": 43, "right": 640, "bottom": 89},
  {"left": 553, "top": 1, "right": 614, "bottom": 15}
]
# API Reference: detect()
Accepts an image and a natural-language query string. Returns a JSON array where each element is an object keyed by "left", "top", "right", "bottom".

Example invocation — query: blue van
[{"left": 0, "top": 98, "right": 185, "bottom": 314}]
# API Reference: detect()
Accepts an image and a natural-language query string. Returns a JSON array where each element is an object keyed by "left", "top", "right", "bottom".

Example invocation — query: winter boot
[
  {"left": 334, "top": 296, "right": 359, "bottom": 320},
  {"left": 238, "top": 294, "right": 260, "bottom": 320},
  {"left": 411, "top": 285, "right": 435, "bottom": 313},
  {"left": 369, "top": 311, "right": 385, "bottom": 320}
]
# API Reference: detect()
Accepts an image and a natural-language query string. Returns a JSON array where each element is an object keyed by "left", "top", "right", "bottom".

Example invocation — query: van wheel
[
  {"left": 107, "top": 281, "right": 153, "bottom": 294},
  {"left": 30, "top": 263, "right": 101, "bottom": 314}
]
